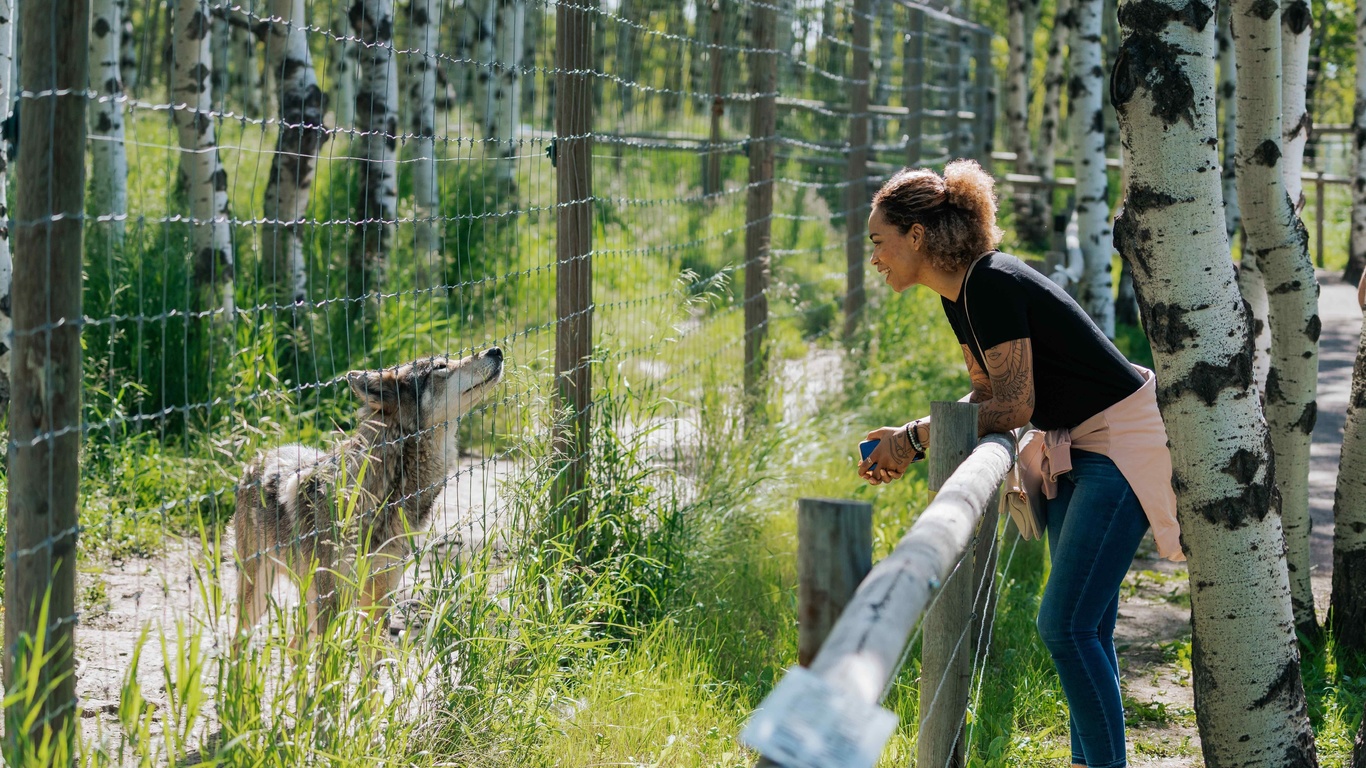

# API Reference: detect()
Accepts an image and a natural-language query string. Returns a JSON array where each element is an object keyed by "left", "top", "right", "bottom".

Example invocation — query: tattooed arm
[{"left": 975, "top": 337, "right": 1035, "bottom": 435}]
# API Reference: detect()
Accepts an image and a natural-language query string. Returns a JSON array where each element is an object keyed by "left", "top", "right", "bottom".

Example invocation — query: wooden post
[
  {"left": 973, "top": 28, "right": 995, "bottom": 170},
  {"left": 1315, "top": 173, "right": 1325, "bottom": 268},
  {"left": 552, "top": 0, "right": 594, "bottom": 532},
  {"left": 797, "top": 499, "right": 874, "bottom": 667},
  {"left": 946, "top": 24, "right": 965, "bottom": 160},
  {"left": 970, "top": 485, "right": 1001, "bottom": 666},
  {"left": 705, "top": 0, "right": 725, "bottom": 196},
  {"left": 842, "top": 0, "right": 872, "bottom": 343},
  {"left": 903, "top": 8, "right": 925, "bottom": 168},
  {"left": 743, "top": 0, "right": 776, "bottom": 426},
  {"left": 919, "top": 401, "right": 979, "bottom": 768},
  {"left": 3, "top": 0, "right": 88, "bottom": 756}
]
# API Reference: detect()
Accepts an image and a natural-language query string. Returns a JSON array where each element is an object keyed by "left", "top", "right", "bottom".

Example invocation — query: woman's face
[{"left": 868, "top": 206, "right": 925, "bottom": 293}]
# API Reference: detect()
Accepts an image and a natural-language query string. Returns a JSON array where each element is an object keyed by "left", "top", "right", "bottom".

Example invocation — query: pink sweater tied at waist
[{"left": 1016, "top": 365, "right": 1184, "bottom": 562}]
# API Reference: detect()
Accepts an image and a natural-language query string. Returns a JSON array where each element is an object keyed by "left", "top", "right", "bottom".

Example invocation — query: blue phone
[{"left": 859, "top": 439, "right": 879, "bottom": 472}]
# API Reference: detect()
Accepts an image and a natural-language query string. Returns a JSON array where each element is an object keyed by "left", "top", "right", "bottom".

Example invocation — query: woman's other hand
[{"left": 859, "top": 425, "right": 916, "bottom": 484}]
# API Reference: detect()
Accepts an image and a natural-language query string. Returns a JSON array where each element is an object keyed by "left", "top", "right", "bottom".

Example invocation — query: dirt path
[{"left": 1118, "top": 271, "right": 1360, "bottom": 767}]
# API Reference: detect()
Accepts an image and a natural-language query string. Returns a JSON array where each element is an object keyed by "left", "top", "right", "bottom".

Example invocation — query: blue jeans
[{"left": 1039, "top": 449, "right": 1149, "bottom": 768}]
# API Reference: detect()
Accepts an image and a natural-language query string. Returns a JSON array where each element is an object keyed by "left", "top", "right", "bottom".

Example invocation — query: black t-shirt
[{"left": 941, "top": 252, "right": 1143, "bottom": 431}]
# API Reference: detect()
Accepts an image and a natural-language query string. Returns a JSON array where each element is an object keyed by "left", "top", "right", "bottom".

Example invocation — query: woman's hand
[{"left": 858, "top": 424, "right": 920, "bottom": 485}]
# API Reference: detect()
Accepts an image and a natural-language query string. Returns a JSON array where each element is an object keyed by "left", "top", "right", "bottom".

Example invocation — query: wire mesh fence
[{"left": 0, "top": 0, "right": 996, "bottom": 759}]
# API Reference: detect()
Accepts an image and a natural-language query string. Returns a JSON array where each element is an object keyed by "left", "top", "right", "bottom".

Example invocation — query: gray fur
[{"left": 234, "top": 347, "right": 503, "bottom": 637}]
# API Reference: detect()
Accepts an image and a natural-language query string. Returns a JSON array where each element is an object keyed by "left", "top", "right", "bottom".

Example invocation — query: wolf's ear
[{"left": 347, "top": 369, "right": 399, "bottom": 411}]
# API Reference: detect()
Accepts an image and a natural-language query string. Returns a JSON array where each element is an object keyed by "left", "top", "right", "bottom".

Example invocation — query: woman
[{"left": 857, "top": 159, "right": 1182, "bottom": 768}]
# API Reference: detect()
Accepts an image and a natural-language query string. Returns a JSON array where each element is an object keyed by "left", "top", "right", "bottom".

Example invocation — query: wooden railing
[{"left": 741, "top": 401, "right": 1016, "bottom": 768}]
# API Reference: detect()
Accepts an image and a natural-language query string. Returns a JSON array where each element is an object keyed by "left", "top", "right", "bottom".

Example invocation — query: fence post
[
  {"left": 3, "top": 0, "right": 88, "bottom": 755},
  {"left": 842, "top": 0, "right": 872, "bottom": 343},
  {"left": 743, "top": 0, "right": 777, "bottom": 425},
  {"left": 552, "top": 0, "right": 594, "bottom": 531},
  {"left": 973, "top": 28, "right": 995, "bottom": 170},
  {"left": 903, "top": 7, "right": 924, "bottom": 168},
  {"left": 797, "top": 499, "right": 873, "bottom": 667},
  {"left": 919, "top": 401, "right": 980, "bottom": 768},
  {"left": 705, "top": 0, "right": 725, "bottom": 196}
]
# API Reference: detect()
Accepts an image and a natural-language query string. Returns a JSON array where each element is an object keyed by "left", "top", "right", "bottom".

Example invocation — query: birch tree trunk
[
  {"left": 331, "top": 6, "right": 358, "bottom": 133},
  {"left": 120, "top": 0, "right": 138, "bottom": 93},
  {"left": 1331, "top": 314, "right": 1366, "bottom": 652},
  {"left": 476, "top": 0, "right": 524, "bottom": 195},
  {"left": 173, "top": 0, "right": 236, "bottom": 317},
  {"left": 230, "top": 19, "right": 262, "bottom": 116},
  {"left": 614, "top": 0, "right": 636, "bottom": 115},
  {"left": 520, "top": 0, "right": 541, "bottom": 116},
  {"left": 0, "top": 0, "right": 12, "bottom": 402},
  {"left": 1232, "top": 0, "right": 1321, "bottom": 639},
  {"left": 1281, "top": 0, "right": 1312, "bottom": 212},
  {"left": 91, "top": 0, "right": 130, "bottom": 245},
  {"left": 404, "top": 0, "right": 441, "bottom": 281},
  {"left": 261, "top": 0, "right": 327, "bottom": 304},
  {"left": 1218, "top": 0, "right": 1239, "bottom": 244},
  {"left": 350, "top": 0, "right": 398, "bottom": 296},
  {"left": 1007, "top": 0, "right": 1048, "bottom": 247},
  {"left": 211, "top": 10, "right": 228, "bottom": 111},
  {"left": 1112, "top": 2, "right": 1318, "bottom": 764},
  {"left": 1039, "top": 0, "right": 1073, "bottom": 241},
  {"left": 1351, "top": 0, "right": 1366, "bottom": 286},
  {"left": 1071, "top": 0, "right": 1113, "bottom": 337}
]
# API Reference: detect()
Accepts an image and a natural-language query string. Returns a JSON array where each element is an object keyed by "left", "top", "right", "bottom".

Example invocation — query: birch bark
[
  {"left": 476, "top": 0, "right": 524, "bottom": 194},
  {"left": 261, "top": 0, "right": 327, "bottom": 304},
  {"left": 172, "top": 0, "right": 236, "bottom": 317},
  {"left": 0, "top": 0, "right": 12, "bottom": 400},
  {"left": 331, "top": 6, "right": 358, "bottom": 133},
  {"left": 1331, "top": 314, "right": 1366, "bottom": 651},
  {"left": 1347, "top": 0, "right": 1366, "bottom": 286},
  {"left": 1007, "top": 0, "right": 1048, "bottom": 247},
  {"left": 120, "top": 0, "right": 138, "bottom": 92},
  {"left": 1281, "top": 0, "right": 1312, "bottom": 211},
  {"left": 350, "top": 0, "right": 399, "bottom": 293},
  {"left": 91, "top": 0, "right": 129, "bottom": 245},
  {"left": 1218, "top": 0, "right": 1239, "bottom": 243},
  {"left": 404, "top": 0, "right": 442, "bottom": 280},
  {"left": 229, "top": 17, "right": 262, "bottom": 116},
  {"left": 1112, "top": 2, "right": 1317, "bottom": 763},
  {"left": 1071, "top": 0, "right": 1113, "bottom": 337},
  {"left": 1232, "top": 0, "right": 1321, "bottom": 639},
  {"left": 1039, "top": 0, "right": 1074, "bottom": 242}
]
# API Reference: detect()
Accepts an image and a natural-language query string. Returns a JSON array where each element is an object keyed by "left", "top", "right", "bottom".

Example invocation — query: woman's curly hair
[{"left": 871, "top": 159, "right": 1004, "bottom": 272}]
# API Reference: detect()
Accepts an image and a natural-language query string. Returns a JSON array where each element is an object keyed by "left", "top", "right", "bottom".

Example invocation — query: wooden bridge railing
[{"left": 741, "top": 401, "right": 1015, "bottom": 768}]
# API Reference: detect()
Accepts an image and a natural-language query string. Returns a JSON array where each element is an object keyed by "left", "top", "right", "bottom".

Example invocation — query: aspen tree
[
  {"left": 1348, "top": 0, "right": 1366, "bottom": 285},
  {"left": 91, "top": 0, "right": 129, "bottom": 245},
  {"left": 350, "top": 0, "right": 399, "bottom": 298},
  {"left": 1218, "top": 0, "right": 1239, "bottom": 243},
  {"left": 262, "top": 0, "right": 327, "bottom": 304},
  {"left": 1281, "top": 0, "right": 1312, "bottom": 210},
  {"left": 1112, "top": 1, "right": 1318, "bottom": 763},
  {"left": 1039, "top": 0, "right": 1074, "bottom": 244},
  {"left": 1331, "top": 313, "right": 1366, "bottom": 651},
  {"left": 1071, "top": 0, "right": 1114, "bottom": 336},
  {"left": 404, "top": 0, "right": 442, "bottom": 281},
  {"left": 0, "top": 0, "right": 12, "bottom": 402},
  {"left": 1232, "top": 0, "right": 1321, "bottom": 639},
  {"left": 120, "top": 0, "right": 138, "bottom": 92},
  {"left": 331, "top": 5, "right": 358, "bottom": 133},
  {"left": 1007, "top": 0, "right": 1048, "bottom": 247},
  {"left": 172, "top": 0, "right": 236, "bottom": 317},
  {"left": 476, "top": 0, "right": 525, "bottom": 194}
]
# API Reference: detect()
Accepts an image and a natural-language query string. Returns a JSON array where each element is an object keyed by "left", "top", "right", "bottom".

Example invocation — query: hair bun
[{"left": 942, "top": 158, "right": 994, "bottom": 213}]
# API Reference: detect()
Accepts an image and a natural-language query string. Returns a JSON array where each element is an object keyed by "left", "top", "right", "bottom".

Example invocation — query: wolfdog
[{"left": 234, "top": 347, "right": 504, "bottom": 639}]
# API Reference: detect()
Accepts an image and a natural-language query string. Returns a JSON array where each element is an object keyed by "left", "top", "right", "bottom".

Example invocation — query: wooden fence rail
[{"left": 742, "top": 402, "right": 1014, "bottom": 768}]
